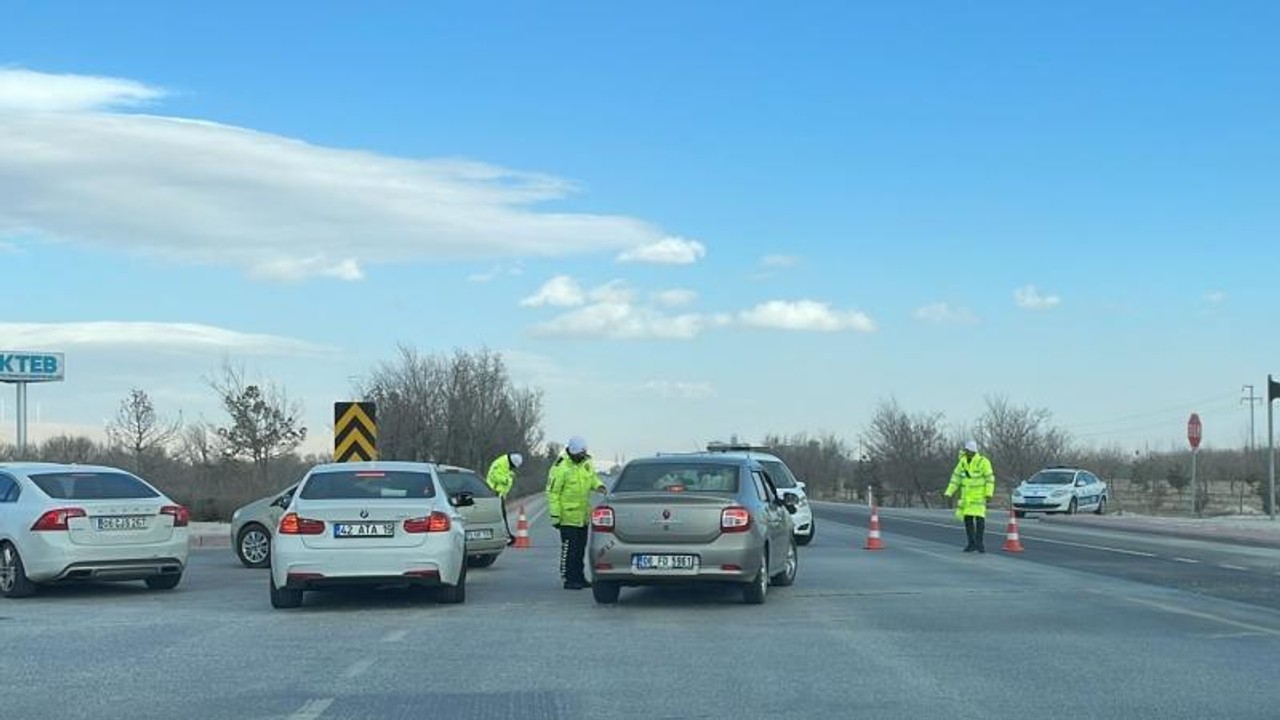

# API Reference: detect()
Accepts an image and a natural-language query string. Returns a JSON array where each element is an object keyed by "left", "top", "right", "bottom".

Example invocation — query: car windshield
[
  {"left": 758, "top": 459, "right": 798, "bottom": 489},
  {"left": 299, "top": 470, "right": 436, "bottom": 500},
  {"left": 437, "top": 469, "right": 496, "bottom": 498},
  {"left": 1027, "top": 471, "right": 1075, "bottom": 485},
  {"left": 613, "top": 462, "right": 740, "bottom": 494},
  {"left": 29, "top": 471, "right": 160, "bottom": 500}
]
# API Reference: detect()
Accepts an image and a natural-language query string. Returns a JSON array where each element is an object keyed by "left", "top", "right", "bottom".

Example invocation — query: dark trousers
[
  {"left": 500, "top": 500, "right": 511, "bottom": 536},
  {"left": 559, "top": 525, "right": 588, "bottom": 584},
  {"left": 964, "top": 515, "right": 986, "bottom": 551}
]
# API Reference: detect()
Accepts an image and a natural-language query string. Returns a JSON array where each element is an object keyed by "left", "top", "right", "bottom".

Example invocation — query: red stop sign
[{"left": 1187, "top": 413, "right": 1202, "bottom": 449}]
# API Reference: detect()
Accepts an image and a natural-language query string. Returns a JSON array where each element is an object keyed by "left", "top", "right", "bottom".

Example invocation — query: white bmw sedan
[
  {"left": 0, "top": 462, "right": 190, "bottom": 598},
  {"left": 269, "top": 462, "right": 471, "bottom": 609}
]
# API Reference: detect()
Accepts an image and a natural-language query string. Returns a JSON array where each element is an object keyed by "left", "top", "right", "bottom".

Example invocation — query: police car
[
  {"left": 704, "top": 443, "right": 816, "bottom": 545},
  {"left": 1011, "top": 466, "right": 1108, "bottom": 517}
]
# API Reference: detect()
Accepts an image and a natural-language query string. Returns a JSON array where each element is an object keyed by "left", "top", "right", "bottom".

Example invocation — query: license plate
[
  {"left": 96, "top": 516, "right": 148, "bottom": 531},
  {"left": 632, "top": 554, "right": 698, "bottom": 572},
  {"left": 1024, "top": 498, "right": 1043, "bottom": 505},
  {"left": 333, "top": 522, "right": 395, "bottom": 538},
  {"left": 465, "top": 529, "right": 493, "bottom": 541}
]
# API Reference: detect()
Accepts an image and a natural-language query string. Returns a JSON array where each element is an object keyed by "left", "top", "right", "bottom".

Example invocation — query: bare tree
[
  {"left": 208, "top": 363, "right": 307, "bottom": 482},
  {"left": 862, "top": 398, "right": 952, "bottom": 507},
  {"left": 761, "top": 433, "right": 858, "bottom": 499},
  {"left": 106, "top": 388, "right": 182, "bottom": 473},
  {"left": 38, "top": 435, "right": 101, "bottom": 464},
  {"left": 974, "top": 395, "right": 1070, "bottom": 489}
]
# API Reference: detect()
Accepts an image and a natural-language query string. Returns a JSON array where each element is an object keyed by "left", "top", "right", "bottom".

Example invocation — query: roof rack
[{"left": 705, "top": 442, "right": 772, "bottom": 453}]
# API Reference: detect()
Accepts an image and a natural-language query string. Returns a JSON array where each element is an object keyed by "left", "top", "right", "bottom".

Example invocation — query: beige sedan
[{"left": 436, "top": 465, "right": 510, "bottom": 568}]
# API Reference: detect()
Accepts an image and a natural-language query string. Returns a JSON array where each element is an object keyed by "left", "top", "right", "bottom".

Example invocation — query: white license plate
[
  {"left": 466, "top": 529, "right": 493, "bottom": 541},
  {"left": 632, "top": 554, "right": 698, "bottom": 572},
  {"left": 96, "top": 516, "right": 148, "bottom": 531},
  {"left": 334, "top": 522, "right": 395, "bottom": 538}
]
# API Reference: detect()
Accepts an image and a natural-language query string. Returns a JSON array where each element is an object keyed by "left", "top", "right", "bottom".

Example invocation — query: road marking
[
  {"left": 289, "top": 698, "right": 334, "bottom": 720},
  {"left": 1172, "top": 557, "right": 1199, "bottom": 564},
  {"left": 342, "top": 658, "right": 376, "bottom": 678},
  {"left": 1125, "top": 596, "right": 1280, "bottom": 638},
  {"left": 382, "top": 629, "right": 408, "bottom": 643},
  {"left": 1219, "top": 564, "right": 1249, "bottom": 572}
]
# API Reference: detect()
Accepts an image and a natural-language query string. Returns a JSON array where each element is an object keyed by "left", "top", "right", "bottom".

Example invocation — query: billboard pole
[
  {"left": 15, "top": 382, "right": 27, "bottom": 457},
  {"left": 1269, "top": 374, "right": 1275, "bottom": 520}
]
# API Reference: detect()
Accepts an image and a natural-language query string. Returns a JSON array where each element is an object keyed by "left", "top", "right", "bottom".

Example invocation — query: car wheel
[
  {"left": 795, "top": 523, "right": 815, "bottom": 546},
  {"left": 771, "top": 538, "right": 797, "bottom": 587},
  {"left": 1094, "top": 496, "right": 1106, "bottom": 515},
  {"left": 269, "top": 573, "right": 303, "bottom": 609},
  {"left": 1067, "top": 497, "right": 1078, "bottom": 515},
  {"left": 743, "top": 548, "right": 768, "bottom": 605},
  {"left": 0, "top": 542, "right": 37, "bottom": 599},
  {"left": 145, "top": 573, "right": 182, "bottom": 591},
  {"left": 467, "top": 554, "right": 498, "bottom": 569},
  {"left": 437, "top": 562, "right": 467, "bottom": 604},
  {"left": 592, "top": 581, "right": 621, "bottom": 604},
  {"left": 236, "top": 524, "right": 272, "bottom": 569}
]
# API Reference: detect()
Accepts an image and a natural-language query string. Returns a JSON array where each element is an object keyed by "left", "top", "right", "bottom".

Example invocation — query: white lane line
[
  {"left": 289, "top": 698, "right": 334, "bottom": 720},
  {"left": 382, "top": 629, "right": 408, "bottom": 643},
  {"left": 342, "top": 658, "right": 376, "bottom": 679},
  {"left": 1219, "top": 564, "right": 1250, "bottom": 572},
  {"left": 1172, "top": 557, "right": 1200, "bottom": 564},
  {"left": 1125, "top": 596, "right": 1280, "bottom": 638},
  {"left": 856, "top": 512, "right": 1159, "bottom": 558}
]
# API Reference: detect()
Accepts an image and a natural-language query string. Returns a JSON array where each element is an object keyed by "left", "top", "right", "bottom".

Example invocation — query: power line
[{"left": 1063, "top": 393, "right": 1236, "bottom": 431}]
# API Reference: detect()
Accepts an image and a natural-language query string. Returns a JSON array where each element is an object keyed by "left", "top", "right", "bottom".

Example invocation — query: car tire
[
  {"left": 795, "top": 523, "right": 814, "bottom": 546},
  {"left": 437, "top": 563, "right": 467, "bottom": 604},
  {"left": 0, "top": 542, "right": 37, "bottom": 599},
  {"left": 467, "top": 554, "right": 498, "bottom": 569},
  {"left": 1067, "top": 497, "right": 1078, "bottom": 515},
  {"left": 771, "top": 538, "right": 797, "bottom": 587},
  {"left": 592, "top": 581, "right": 621, "bottom": 604},
  {"left": 743, "top": 548, "right": 768, "bottom": 605},
  {"left": 269, "top": 574, "right": 303, "bottom": 609},
  {"left": 236, "top": 524, "right": 272, "bottom": 569},
  {"left": 145, "top": 573, "right": 182, "bottom": 591},
  {"left": 1094, "top": 496, "right": 1106, "bottom": 515}
]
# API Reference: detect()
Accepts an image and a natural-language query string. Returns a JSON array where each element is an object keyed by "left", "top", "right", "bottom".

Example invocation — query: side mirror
[
  {"left": 1075, "top": 480, "right": 1086, "bottom": 488},
  {"left": 781, "top": 492, "right": 800, "bottom": 514},
  {"left": 796, "top": 481, "right": 807, "bottom": 491},
  {"left": 450, "top": 492, "right": 475, "bottom": 508}
]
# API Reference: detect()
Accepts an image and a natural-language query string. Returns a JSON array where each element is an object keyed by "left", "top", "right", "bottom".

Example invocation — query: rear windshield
[
  {"left": 437, "top": 470, "right": 496, "bottom": 498},
  {"left": 758, "top": 459, "right": 798, "bottom": 489},
  {"left": 300, "top": 470, "right": 437, "bottom": 500},
  {"left": 30, "top": 471, "right": 160, "bottom": 500},
  {"left": 613, "top": 462, "right": 740, "bottom": 495}
]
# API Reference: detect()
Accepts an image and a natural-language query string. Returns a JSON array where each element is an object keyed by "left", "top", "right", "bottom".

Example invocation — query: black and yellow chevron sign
[{"left": 334, "top": 401, "right": 377, "bottom": 462}]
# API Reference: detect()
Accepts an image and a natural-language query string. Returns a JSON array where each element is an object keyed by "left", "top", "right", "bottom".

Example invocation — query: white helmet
[
  {"left": 963, "top": 440, "right": 979, "bottom": 453},
  {"left": 509, "top": 453, "right": 524, "bottom": 468},
  {"left": 566, "top": 436, "right": 588, "bottom": 455}
]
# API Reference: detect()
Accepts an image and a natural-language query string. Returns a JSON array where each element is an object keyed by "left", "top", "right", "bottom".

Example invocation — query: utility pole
[{"left": 1242, "top": 385, "right": 1262, "bottom": 453}]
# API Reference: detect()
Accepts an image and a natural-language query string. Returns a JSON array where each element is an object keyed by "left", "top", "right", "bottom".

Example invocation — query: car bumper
[
  {"left": 589, "top": 536, "right": 765, "bottom": 586},
  {"left": 464, "top": 522, "right": 509, "bottom": 555},
  {"left": 1013, "top": 498, "right": 1072, "bottom": 512},
  {"left": 21, "top": 532, "right": 190, "bottom": 583},
  {"left": 270, "top": 538, "right": 465, "bottom": 590},
  {"left": 791, "top": 506, "right": 814, "bottom": 536}
]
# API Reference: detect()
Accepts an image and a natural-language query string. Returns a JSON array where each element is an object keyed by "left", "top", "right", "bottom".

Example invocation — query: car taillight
[
  {"left": 31, "top": 507, "right": 87, "bottom": 531},
  {"left": 591, "top": 506, "right": 615, "bottom": 532},
  {"left": 160, "top": 505, "right": 190, "bottom": 527},
  {"left": 720, "top": 507, "right": 751, "bottom": 533},
  {"left": 405, "top": 512, "right": 451, "bottom": 533},
  {"left": 279, "top": 512, "right": 325, "bottom": 535}
]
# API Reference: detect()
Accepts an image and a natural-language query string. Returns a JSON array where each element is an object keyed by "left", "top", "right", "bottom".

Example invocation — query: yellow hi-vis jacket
[
  {"left": 945, "top": 452, "right": 995, "bottom": 518},
  {"left": 546, "top": 452, "right": 605, "bottom": 528},
  {"left": 486, "top": 454, "right": 515, "bottom": 498}
]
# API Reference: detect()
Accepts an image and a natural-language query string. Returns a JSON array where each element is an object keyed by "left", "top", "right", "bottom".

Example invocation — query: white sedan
[
  {"left": 1012, "top": 466, "right": 1109, "bottom": 517},
  {"left": 0, "top": 462, "right": 190, "bottom": 598},
  {"left": 269, "top": 461, "right": 471, "bottom": 609}
]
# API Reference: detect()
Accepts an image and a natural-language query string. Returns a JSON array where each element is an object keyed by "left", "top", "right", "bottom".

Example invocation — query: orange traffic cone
[
  {"left": 1002, "top": 511, "right": 1024, "bottom": 553},
  {"left": 864, "top": 505, "right": 885, "bottom": 550},
  {"left": 512, "top": 504, "right": 532, "bottom": 549}
]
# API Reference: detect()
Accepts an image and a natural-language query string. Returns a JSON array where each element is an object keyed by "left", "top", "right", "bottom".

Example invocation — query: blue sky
[{"left": 1, "top": 1, "right": 1277, "bottom": 462}]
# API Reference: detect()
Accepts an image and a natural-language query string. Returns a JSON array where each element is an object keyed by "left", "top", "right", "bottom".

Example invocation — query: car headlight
[
  {"left": 1012, "top": 488, "right": 1023, "bottom": 498},
  {"left": 1051, "top": 488, "right": 1070, "bottom": 498}
]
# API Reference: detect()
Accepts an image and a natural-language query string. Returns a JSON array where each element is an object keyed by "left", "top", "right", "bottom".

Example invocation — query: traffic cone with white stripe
[
  {"left": 1002, "top": 511, "right": 1024, "bottom": 553},
  {"left": 864, "top": 505, "right": 885, "bottom": 550},
  {"left": 512, "top": 504, "right": 532, "bottom": 549}
]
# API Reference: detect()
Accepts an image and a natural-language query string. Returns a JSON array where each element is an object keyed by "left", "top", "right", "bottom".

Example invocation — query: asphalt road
[{"left": 2, "top": 500, "right": 1278, "bottom": 719}]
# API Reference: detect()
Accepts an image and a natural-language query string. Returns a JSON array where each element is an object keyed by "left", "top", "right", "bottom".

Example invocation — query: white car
[
  {"left": 269, "top": 461, "right": 472, "bottom": 609},
  {"left": 0, "top": 462, "right": 190, "bottom": 598},
  {"left": 1012, "top": 466, "right": 1109, "bottom": 517},
  {"left": 704, "top": 444, "right": 816, "bottom": 545}
]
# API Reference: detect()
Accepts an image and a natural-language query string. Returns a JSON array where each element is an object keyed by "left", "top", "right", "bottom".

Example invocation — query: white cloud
[
  {"left": 739, "top": 300, "right": 877, "bottom": 333},
  {"left": 617, "top": 237, "right": 706, "bottom": 265},
  {"left": 0, "top": 67, "right": 165, "bottom": 112},
  {"left": 1204, "top": 290, "right": 1228, "bottom": 305},
  {"left": 652, "top": 289, "right": 698, "bottom": 308},
  {"left": 0, "top": 322, "right": 332, "bottom": 355},
  {"left": 588, "top": 280, "right": 636, "bottom": 305},
  {"left": 0, "top": 68, "right": 684, "bottom": 282},
  {"left": 913, "top": 302, "right": 978, "bottom": 325},
  {"left": 533, "top": 302, "right": 706, "bottom": 340},
  {"left": 1014, "top": 284, "right": 1062, "bottom": 311},
  {"left": 642, "top": 380, "right": 715, "bottom": 400},
  {"left": 520, "top": 275, "right": 585, "bottom": 307},
  {"left": 760, "top": 254, "right": 799, "bottom": 268},
  {"left": 467, "top": 263, "right": 524, "bottom": 283}
]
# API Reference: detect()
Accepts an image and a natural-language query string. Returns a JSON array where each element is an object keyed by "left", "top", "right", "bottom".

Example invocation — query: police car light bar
[{"left": 705, "top": 442, "right": 772, "bottom": 453}]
